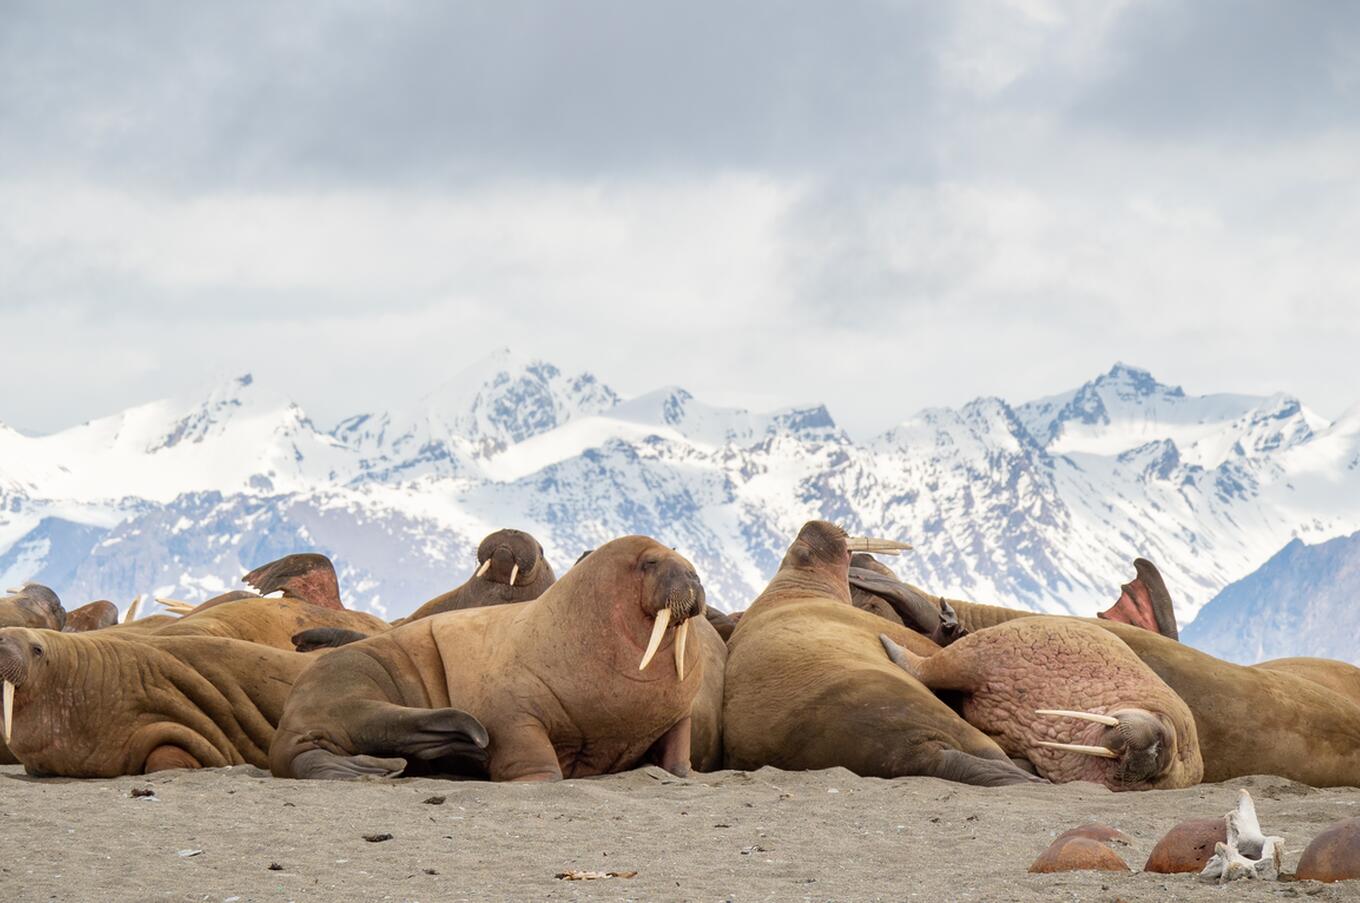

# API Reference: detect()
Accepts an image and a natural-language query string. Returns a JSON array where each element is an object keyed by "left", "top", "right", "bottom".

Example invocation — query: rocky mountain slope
[{"left": 2, "top": 353, "right": 1357, "bottom": 629}]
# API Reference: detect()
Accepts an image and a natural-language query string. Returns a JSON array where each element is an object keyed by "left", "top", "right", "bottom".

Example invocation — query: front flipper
[
  {"left": 292, "top": 627, "right": 372, "bottom": 652},
  {"left": 850, "top": 570, "right": 967, "bottom": 645},
  {"left": 291, "top": 748, "right": 407, "bottom": 781},
  {"left": 1097, "top": 558, "right": 1179, "bottom": 641},
  {"left": 146, "top": 745, "right": 202, "bottom": 772},
  {"left": 646, "top": 715, "right": 692, "bottom": 777},
  {"left": 355, "top": 705, "right": 491, "bottom": 765},
  {"left": 930, "top": 748, "right": 1047, "bottom": 787}
]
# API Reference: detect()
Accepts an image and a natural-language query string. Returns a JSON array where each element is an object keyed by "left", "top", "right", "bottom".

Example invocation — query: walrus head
[
  {"left": 1033, "top": 707, "right": 1183, "bottom": 789},
  {"left": 0, "top": 627, "right": 51, "bottom": 745},
  {"left": 62, "top": 600, "right": 120, "bottom": 632},
  {"left": 474, "top": 529, "right": 553, "bottom": 592},
  {"left": 769, "top": 521, "right": 912, "bottom": 604},
  {"left": 243, "top": 553, "right": 344, "bottom": 610},
  {"left": 634, "top": 543, "right": 706, "bottom": 681},
  {"left": 0, "top": 585, "right": 66, "bottom": 631}
]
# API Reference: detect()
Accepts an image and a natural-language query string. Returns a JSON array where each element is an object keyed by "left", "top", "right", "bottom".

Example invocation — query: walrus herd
[{"left": 2, "top": 520, "right": 1359, "bottom": 805}]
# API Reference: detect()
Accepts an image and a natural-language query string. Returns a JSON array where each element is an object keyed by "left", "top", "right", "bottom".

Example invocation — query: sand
[{"left": 2, "top": 764, "right": 1359, "bottom": 902}]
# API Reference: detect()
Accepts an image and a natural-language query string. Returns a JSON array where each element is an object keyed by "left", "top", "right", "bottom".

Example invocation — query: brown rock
[
  {"left": 1296, "top": 817, "right": 1360, "bottom": 883},
  {"left": 1029, "top": 836, "right": 1131, "bottom": 874},
  {"left": 1143, "top": 818, "right": 1228, "bottom": 874}
]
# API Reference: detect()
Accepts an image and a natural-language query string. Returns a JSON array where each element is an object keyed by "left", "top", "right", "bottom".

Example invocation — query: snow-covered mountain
[
  {"left": 2, "top": 353, "right": 1358, "bottom": 629},
  {"left": 1181, "top": 530, "right": 1360, "bottom": 666}
]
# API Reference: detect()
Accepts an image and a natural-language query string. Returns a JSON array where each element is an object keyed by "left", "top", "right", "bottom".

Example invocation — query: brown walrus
[
  {"left": 62, "top": 600, "right": 121, "bottom": 632},
  {"left": 270, "top": 535, "right": 705, "bottom": 782},
  {"left": 860, "top": 566, "right": 1360, "bottom": 787},
  {"left": 0, "top": 585, "right": 65, "bottom": 630},
  {"left": 880, "top": 617, "right": 1203, "bottom": 790},
  {"left": 244, "top": 553, "right": 344, "bottom": 610},
  {"left": 399, "top": 529, "right": 556, "bottom": 623},
  {"left": 151, "top": 597, "right": 389, "bottom": 652},
  {"left": 0, "top": 626, "right": 311, "bottom": 776},
  {"left": 722, "top": 521, "right": 1041, "bottom": 786},
  {"left": 1253, "top": 657, "right": 1360, "bottom": 709}
]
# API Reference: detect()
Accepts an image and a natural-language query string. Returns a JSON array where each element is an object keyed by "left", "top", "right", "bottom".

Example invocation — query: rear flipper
[
  {"left": 1097, "top": 558, "right": 1179, "bottom": 641},
  {"left": 293, "top": 627, "right": 371, "bottom": 652},
  {"left": 291, "top": 748, "right": 407, "bottom": 780}
]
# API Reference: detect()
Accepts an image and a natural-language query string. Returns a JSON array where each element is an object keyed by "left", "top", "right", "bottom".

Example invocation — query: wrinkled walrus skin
[
  {"left": 0, "top": 627, "right": 310, "bottom": 777},
  {"left": 270, "top": 535, "right": 706, "bottom": 782},
  {"left": 723, "top": 521, "right": 1041, "bottom": 787},
  {"left": 1253, "top": 657, "right": 1360, "bottom": 709},
  {"left": 151, "top": 597, "right": 390, "bottom": 652},
  {"left": 893, "top": 588, "right": 1360, "bottom": 787}
]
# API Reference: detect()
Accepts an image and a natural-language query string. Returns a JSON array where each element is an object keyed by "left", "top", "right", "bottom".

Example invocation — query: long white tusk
[
  {"left": 476, "top": 559, "right": 492, "bottom": 578},
  {"left": 1035, "top": 709, "right": 1120, "bottom": 727},
  {"left": 509, "top": 564, "right": 519, "bottom": 586},
  {"left": 674, "top": 619, "right": 689, "bottom": 681},
  {"left": 638, "top": 608, "right": 672, "bottom": 672},
  {"left": 844, "top": 536, "right": 914, "bottom": 554},
  {"left": 1036, "top": 740, "right": 1119, "bottom": 759},
  {"left": 155, "top": 597, "right": 195, "bottom": 614},
  {"left": 3, "top": 680, "right": 13, "bottom": 744},
  {"left": 123, "top": 594, "right": 142, "bottom": 624}
]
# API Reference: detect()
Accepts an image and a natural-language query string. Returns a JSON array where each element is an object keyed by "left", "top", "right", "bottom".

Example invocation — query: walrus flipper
[
  {"left": 348, "top": 702, "right": 491, "bottom": 768},
  {"left": 930, "top": 749, "right": 1047, "bottom": 787},
  {"left": 290, "top": 748, "right": 407, "bottom": 781},
  {"left": 849, "top": 569, "right": 966, "bottom": 645},
  {"left": 1097, "top": 558, "right": 1179, "bottom": 641},
  {"left": 292, "top": 627, "right": 371, "bottom": 652}
]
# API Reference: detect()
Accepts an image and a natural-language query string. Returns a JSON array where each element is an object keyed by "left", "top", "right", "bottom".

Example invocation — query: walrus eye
[
  {"left": 640, "top": 559, "right": 657, "bottom": 572},
  {"left": 31, "top": 645, "right": 43, "bottom": 658}
]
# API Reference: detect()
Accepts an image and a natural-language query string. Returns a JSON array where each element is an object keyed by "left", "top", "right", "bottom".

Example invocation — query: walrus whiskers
[
  {"left": 1035, "top": 709, "right": 1121, "bottom": 727},
  {"left": 1037, "top": 740, "right": 1119, "bottom": 758},
  {"left": 509, "top": 564, "right": 519, "bottom": 586},
  {"left": 638, "top": 608, "right": 671, "bottom": 671},
  {"left": 674, "top": 619, "right": 689, "bottom": 681},
  {"left": 476, "top": 559, "right": 493, "bottom": 578},
  {"left": 2, "top": 679, "right": 13, "bottom": 743}
]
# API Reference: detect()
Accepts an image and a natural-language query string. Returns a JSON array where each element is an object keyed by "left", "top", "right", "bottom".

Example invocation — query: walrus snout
[
  {"left": 0, "top": 629, "right": 39, "bottom": 744},
  {"left": 637, "top": 554, "right": 706, "bottom": 679},
  {"left": 475, "top": 529, "right": 543, "bottom": 587},
  {"left": 1034, "top": 707, "right": 1176, "bottom": 788}
]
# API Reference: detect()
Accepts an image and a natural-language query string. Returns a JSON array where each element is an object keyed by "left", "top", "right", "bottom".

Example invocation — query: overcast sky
[{"left": 2, "top": 0, "right": 1358, "bottom": 438}]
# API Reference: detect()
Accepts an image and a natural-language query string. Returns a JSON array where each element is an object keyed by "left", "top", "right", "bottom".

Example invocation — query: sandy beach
[{"left": 3, "top": 764, "right": 1358, "bottom": 902}]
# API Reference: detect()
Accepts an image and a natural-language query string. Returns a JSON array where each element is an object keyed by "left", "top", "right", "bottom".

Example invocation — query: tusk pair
[
  {"left": 476, "top": 559, "right": 492, "bottom": 578},
  {"left": 844, "top": 536, "right": 913, "bottom": 556},
  {"left": 156, "top": 597, "right": 195, "bottom": 615},
  {"left": 1036, "top": 740, "right": 1119, "bottom": 759},
  {"left": 1035, "top": 709, "right": 1120, "bottom": 727},
  {"left": 637, "top": 610, "right": 691, "bottom": 680},
  {"left": 509, "top": 564, "right": 519, "bottom": 586},
  {"left": 123, "top": 595, "right": 142, "bottom": 623},
  {"left": 2, "top": 680, "right": 12, "bottom": 744}
]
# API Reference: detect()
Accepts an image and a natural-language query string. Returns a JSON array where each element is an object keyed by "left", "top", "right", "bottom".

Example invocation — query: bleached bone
[{"left": 1198, "top": 790, "right": 1285, "bottom": 883}]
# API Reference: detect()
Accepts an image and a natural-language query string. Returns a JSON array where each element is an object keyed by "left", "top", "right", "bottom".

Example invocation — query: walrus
[
  {"left": 722, "top": 521, "right": 1041, "bottom": 786},
  {"left": 1253, "top": 657, "right": 1360, "bottom": 709},
  {"left": 270, "top": 535, "right": 705, "bottom": 782},
  {"left": 152, "top": 597, "right": 389, "bottom": 652},
  {"left": 862, "top": 567, "right": 1360, "bottom": 787},
  {"left": 399, "top": 529, "right": 556, "bottom": 623},
  {"left": 62, "top": 600, "right": 120, "bottom": 632},
  {"left": 879, "top": 617, "right": 1203, "bottom": 790},
  {"left": 244, "top": 553, "right": 344, "bottom": 610},
  {"left": 848, "top": 554, "right": 967, "bottom": 644},
  {"left": 0, "top": 585, "right": 65, "bottom": 630},
  {"left": 0, "top": 626, "right": 311, "bottom": 776}
]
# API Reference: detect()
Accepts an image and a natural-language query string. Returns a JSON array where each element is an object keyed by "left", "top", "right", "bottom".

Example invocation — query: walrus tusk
[
  {"left": 2, "top": 680, "right": 12, "bottom": 743},
  {"left": 1035, "top": 709, "right": 1121, "bottom": 727},
  {"left": 638, "top": 608, "right": 672, "bottom": 672},
  {"left": 155, "top": 597, "right": 195, "bottom": 614},
  {"left": 509, "top": 564, "right": 519, "bottom": 586},
  {"left": 674, "top": 618, "right": 689, "bottom": 681},
  {"left": 844, "top": 536, "right": 913, "bottom": 555},
  {"left": 123, "top": 595, "right": 142, "bottom": 623},
  {"left": 1037, "top": 740, "right": 1119, "bottom": 759},
  {"left": 476, "top": 559, "right": 493, "bottom": 578}
]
